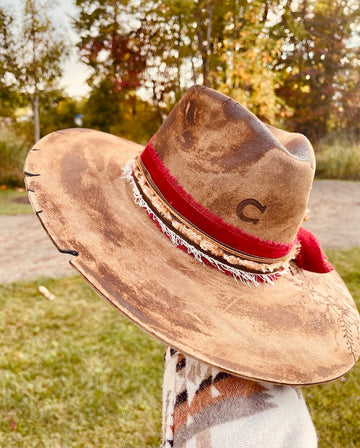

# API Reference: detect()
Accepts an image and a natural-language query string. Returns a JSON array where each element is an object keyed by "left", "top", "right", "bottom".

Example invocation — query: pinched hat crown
[
  {"left": 24, "top": 85, "right": 360, "bottom": 385},
  {"left": 133, "top": 85, "right": 315, "bottom": 276}
]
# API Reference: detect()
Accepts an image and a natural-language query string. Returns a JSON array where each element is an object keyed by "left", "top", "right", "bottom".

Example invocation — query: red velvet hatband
[
  {"left": 24, "top": 85, "right": 360, "bottom": 385},
  {"left": 140, "top": 140, "right": 333, "bottom": 276},
  {"left": 141, "top": 140, "right": 295, "bottom": 261}
]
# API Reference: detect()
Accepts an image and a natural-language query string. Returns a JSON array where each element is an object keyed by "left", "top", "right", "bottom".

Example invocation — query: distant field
[
  {"left": 0, "top": 249, "right": 359, "bottom": 447},
  {"left": 0, "top": 127, "right": 29, "bottom": 188},
  {"left": 0, "top": 188, "right": 32, "bottom": 215},
  {"left": 315, "top": 132, "right": 360, "bottom": 181}
]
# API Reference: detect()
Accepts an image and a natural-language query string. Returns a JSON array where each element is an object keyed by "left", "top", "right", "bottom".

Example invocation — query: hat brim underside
[{"left": 25, "top": 128, "right": 360, "bottom": 386}]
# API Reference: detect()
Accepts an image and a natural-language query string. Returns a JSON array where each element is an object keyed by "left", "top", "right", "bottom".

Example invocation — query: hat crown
[
  {"left": 24, "top": 90, "right": 360, "bottom": 385},
  {"left": 151, "top": 85, "right": 315, "bottom": 244}
]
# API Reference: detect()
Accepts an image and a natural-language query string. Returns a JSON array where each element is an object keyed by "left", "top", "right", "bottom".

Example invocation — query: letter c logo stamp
[{"left": 236, "top": 199, "right": 267, "bottom": 225}]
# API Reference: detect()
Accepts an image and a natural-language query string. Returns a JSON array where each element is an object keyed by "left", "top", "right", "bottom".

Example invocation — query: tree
[
  {"left": 195, "top": 0, "right": 215, "bottom": 86},
  {"left": 16, "top": 0, "right": 69, "bottom": 143},
  {"left": 145, "top": 0, "right": 286, "bottom": 121},
  {"left": 39, "top": 90, "right": 83, "bottom": 136},
  {"left": 74, "top": 0, "right": 151, "bottom": 133},
  {"left": 211, "top": 0, "right": 287, "bottom": 122},
  {"left": 73, "top": 0, "right": 360, "bottom": 137},
  {"left": 0, "top": 8, "right": 21, "bottom": 118},
  {"left": 272, "top": 0, "right": 360, "bottom": 139},
  {"left": 74, "top": 1, "right": 147, "bottom": 97},
  {"left": 134, "top": 0, "right": 283, "bottom": 120},
  {"left": 82, "top": 78, "right": 124, "bottom": 133},
  {"left": 135, "top": 0, "right": 197, "bottom": 118}
]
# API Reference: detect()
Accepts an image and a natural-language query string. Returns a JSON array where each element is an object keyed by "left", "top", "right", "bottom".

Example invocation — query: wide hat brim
[{"left": 25, "top": 128, "right": 360, "bottom": 386}]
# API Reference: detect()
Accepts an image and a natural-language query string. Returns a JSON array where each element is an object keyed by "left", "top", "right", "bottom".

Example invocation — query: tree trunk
[
  {"left": 195, "top": 2, "right": 207, "bottom": 85},
  {"left": 205, "top": 0, "right": 214, "bottom": 83},
  {"left": 195, "top": 0, "right": 214, "bottom": 86},
  {"left": 32, "top": 93, "right": 40, "bottom": 143},
  {"left": 191, "top": 57, "right": 197, "bottom": 84}
]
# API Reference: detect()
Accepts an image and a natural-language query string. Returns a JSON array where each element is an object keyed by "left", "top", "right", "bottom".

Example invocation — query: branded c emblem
[{"left": 236, "top": 199, "right": 267, "bottom": 225}]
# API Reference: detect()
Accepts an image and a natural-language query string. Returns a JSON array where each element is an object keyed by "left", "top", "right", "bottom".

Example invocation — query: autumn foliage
[
  {"left": 0, "top": 0, "right": 359, "bottom": 145},
  {"left": 71, "top": 0, "right": 359, "bottom": 142}
]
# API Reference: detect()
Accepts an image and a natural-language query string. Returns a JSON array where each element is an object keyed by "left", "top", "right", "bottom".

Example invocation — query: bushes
[
  {"left": 0, "top": 126, "right": 30, "bottom": 187},
  {"left": 0, "top": 124, "right": 359, "bottom": 186},
  {"left": 315, "top": 131, "right": 360, "bottom": 181}
]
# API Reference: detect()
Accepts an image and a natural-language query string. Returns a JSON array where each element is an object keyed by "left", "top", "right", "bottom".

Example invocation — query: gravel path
[
  {"left": 0, "top": 214, "right": 73, "bottom": 283},
  {"left": 1, "top": 180, "right": 360, "bottom": 284},
  {"left": 302, "top": 180, "right": 360, "bottom": 249}
]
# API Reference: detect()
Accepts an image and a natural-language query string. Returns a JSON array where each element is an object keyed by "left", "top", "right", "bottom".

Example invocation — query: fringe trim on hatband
[{"left": 123, "top": 159, "right": 294, "bottom": 286}]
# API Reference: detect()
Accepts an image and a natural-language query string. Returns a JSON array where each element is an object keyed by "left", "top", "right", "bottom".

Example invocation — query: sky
[{"left": 1, "top": 0, "right": 91, "bottom": 97}]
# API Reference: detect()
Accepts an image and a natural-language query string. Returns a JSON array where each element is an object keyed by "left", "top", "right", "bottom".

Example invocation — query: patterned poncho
[{"left": 161, "top": 348, "right": 318, "bottom": 448}]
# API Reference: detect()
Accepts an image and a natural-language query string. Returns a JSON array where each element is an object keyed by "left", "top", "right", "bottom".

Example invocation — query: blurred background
[
  {"left": 0, "top": 1, "right": 359, "bottom": 447},
  {"left": 0, "top": 0, "right": 359, "bottom": 187}
]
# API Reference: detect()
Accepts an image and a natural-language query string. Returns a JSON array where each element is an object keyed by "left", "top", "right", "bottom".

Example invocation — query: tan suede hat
[{"left": 24, "top": 85, "right": 360, "bottom": 385}]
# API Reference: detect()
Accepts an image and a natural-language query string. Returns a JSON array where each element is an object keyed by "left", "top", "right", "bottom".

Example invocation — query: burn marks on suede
[
  {"left": 178, "top": 99, "right": 198, "bottom": 150},
  {"left": 185, "top": 99, "right": 197, "bottom": 125},
  {"left": 61, "top": 148, "right": 131, "bottom": 249},
  {"left": 150, "top": 85, "right": 315, "bottom": 243}
]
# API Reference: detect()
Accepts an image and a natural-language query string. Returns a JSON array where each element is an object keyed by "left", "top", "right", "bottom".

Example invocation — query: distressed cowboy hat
[{"left": 24, "top": 85, "right": 360, "bottom": 385}]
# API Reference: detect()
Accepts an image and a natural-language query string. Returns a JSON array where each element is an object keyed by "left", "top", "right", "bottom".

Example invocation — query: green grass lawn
[
  {"left": 0, "top": 188, "right": 32, "bottom": 215},
  {"left": 302, "top": 248, "right": 360, "bottom": 448},
  {"left": 0, "top": 249, "right": 359, "bottom": 447},
  {"left": 0, "top": 277, "right": 164, "bottom": 448}
]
